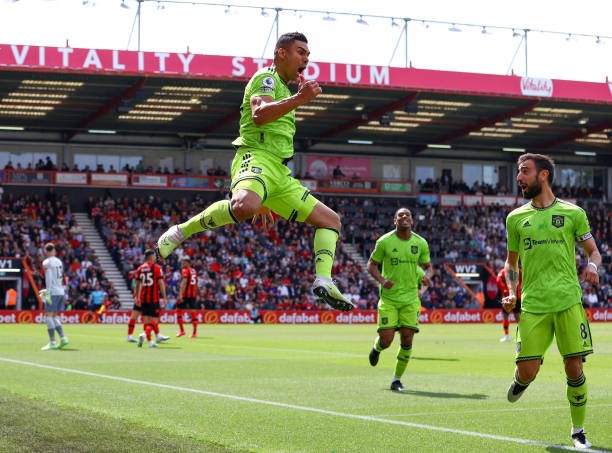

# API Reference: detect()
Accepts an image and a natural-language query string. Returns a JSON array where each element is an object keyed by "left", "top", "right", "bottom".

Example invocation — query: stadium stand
[
  {"left": 0, "top": 192, "right": 121, "bottom": 310},
  {"left": 81, "top": 191, "right": 610, "bottom": 310}
]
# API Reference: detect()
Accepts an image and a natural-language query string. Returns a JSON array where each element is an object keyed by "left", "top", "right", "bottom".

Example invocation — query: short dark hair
[
  {"left": 274, "top": 32, "right": 307, "bottom": 55},
  {"left": 144, "top": 249, "right": 156, "bottom": 259},
  {"left": 518, "top": 153, "right": 555, "bottom": 185},
  {"left": 44, "top": 243, "right": 55, "bottom": 252}
]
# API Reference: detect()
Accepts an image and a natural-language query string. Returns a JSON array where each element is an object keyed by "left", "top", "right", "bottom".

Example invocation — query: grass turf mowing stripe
[{"left": 1, "top": 357, "right": 603, "bottom": 452}]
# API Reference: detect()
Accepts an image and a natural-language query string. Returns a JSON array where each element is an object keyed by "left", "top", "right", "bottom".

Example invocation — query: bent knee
[
  {"left": 326, "top": 210, "right": 341, "bottom": 231},
  {"left": 230, "top": 195, "right": 259, "bottom": 221}
]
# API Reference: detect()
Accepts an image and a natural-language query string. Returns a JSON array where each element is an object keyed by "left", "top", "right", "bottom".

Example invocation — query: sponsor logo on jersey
[{"left": 523, "top": 220, "right": 531, "bottom": 227}]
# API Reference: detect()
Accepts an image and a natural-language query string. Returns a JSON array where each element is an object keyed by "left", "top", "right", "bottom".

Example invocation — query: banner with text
[
  {"left": 305, "top": 156, "right": 372, "bottom": 179},
  {"left": 1, "top": 309, "right": 610, "bottom": 324},
  {"left": 1, "top": 44, "right": 610, "bottom": 101}
]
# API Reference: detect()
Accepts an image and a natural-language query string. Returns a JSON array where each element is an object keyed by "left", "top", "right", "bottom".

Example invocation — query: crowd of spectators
[
  {"left": 1, "top": 185, "right": 608, "bottom": 311},
  {"left": 87, "top": 193, "right": 381, "bottom": 311},
  {"left": 86, "top": 192, "right": 610, "bottom": 311},
  {"left": 0, "top": 191, "right": 120, "bottom": 311},
  {"left": 415, "top": 176, "right": 606, "bottom": 200}
]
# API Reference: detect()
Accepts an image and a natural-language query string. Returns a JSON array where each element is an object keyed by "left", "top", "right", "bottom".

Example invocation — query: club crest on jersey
[
  {"left": 411, "top": 245, "right": 418, "bottom": 254},
  {"left": 551, "top": 215, "right": 564, "bottom": 228}
]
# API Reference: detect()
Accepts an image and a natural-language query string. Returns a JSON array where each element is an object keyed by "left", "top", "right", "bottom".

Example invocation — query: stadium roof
[{"left": 0, "top": 44, "right": 610, "bottom": 165}]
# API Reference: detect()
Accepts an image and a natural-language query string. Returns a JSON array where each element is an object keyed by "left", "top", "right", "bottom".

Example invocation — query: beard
[{"left": 522, "top": 180, "right": 542, "bottom": 199}]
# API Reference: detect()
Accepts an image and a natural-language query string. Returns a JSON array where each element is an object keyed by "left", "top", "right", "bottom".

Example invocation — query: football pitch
[{"left": 0, "top": 323, "right": 610, "bottom": 452}]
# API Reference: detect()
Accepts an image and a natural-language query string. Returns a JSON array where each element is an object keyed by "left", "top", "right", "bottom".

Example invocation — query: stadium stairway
[
  {"left": 73, "top": 212, "right": 133, "bottom": 309},
  {"left": 342, "top": 243, "right": 377, "bottom": 284}
]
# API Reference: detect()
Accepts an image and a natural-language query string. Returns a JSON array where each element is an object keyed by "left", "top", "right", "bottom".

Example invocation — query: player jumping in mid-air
[{"left": 156, "top": 32, "right": 353, "bottom": 312}]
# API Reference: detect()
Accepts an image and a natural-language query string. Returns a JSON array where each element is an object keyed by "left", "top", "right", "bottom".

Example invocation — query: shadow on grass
[
  {"left": 411, "top": 356, "right": 460, "bottom": 362},
  {"left": 546, "top": 446, "right": 612, "bottom": 453},
  {"left": 546, "top": 444, "right": 612, "bottom": 452},
  {"left": 390, "top": 389, "right": 488, "bottom": 400}
]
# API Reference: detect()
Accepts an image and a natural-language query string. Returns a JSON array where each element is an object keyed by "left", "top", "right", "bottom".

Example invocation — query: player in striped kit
[
  {"left": 134, "top": 249, "right": 169, "bottom": 348},
  {"left": 175, "top": 258, "right": 200, "bottom": 338}
]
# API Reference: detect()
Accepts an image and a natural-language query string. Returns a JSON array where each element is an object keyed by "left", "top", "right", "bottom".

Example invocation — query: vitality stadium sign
[{"left": 2, "top": 44, "right": 611, "bottom": 101}]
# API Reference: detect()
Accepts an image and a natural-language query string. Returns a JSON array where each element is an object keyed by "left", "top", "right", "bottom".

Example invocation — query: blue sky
[{"left": 1, "top": 0, "right": 610, "bottom": 82}]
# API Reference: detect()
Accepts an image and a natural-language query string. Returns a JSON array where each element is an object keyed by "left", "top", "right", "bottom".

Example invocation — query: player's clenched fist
[
  {"left": 502, "top": 294, "right": 516, "bottom": 313},
  {"left": 297, "top": 75, "right": 322, "bottom": 103}
]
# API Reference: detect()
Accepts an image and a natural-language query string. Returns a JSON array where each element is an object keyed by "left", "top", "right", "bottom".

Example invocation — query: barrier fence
[
  {"left": 1, "top": 308, "right": 610, "bottom": 324},
  {"left": 0, "top": 169, "right": 543, "bottom": 205}
]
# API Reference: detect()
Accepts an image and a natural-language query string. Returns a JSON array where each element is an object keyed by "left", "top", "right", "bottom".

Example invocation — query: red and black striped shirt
[
  {"left": 136, "top": 261, "right": 163, "bottom": 303},
  {"left": 181, "top": 266, "right": 198, "bottom": 299}
]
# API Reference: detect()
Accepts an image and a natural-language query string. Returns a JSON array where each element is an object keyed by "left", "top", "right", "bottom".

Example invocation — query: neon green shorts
[
  {"left": 377, "top": 300, "right": 420, "bottom": 332},
  {"left": 515, "top": 303, "right": 593, "bottom": 362},
  {"left": 230, "top": 147, "right": 318, "bottom": 222}
]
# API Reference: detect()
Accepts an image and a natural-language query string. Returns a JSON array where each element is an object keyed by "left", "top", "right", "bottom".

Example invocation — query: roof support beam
[
  {"left": 534, "top": 121, "right": 611, "bottom": 150},
  {"left": 413, "top": 100, "right": 540, "bottom": 153},
  {"left": 202, "top": 111, "right": 240, "bottom": 134},
  {"left": 312, "top": 93, "right": 419, "bottom": 146},
  {"left": 64, "top": 77, "right": 147, "bottom": 141}
]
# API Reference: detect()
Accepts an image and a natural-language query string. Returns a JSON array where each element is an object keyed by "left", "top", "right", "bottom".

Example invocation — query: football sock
[
  {"left": 567, "top": 373, "right": 587, "bottom": 428},
  {"left": 374, "top": 337, "right": 383, "bottom": 352},
  {"left": 180, "top": 200, "right": 237, "bottom": 237},
  {"left": 192, "top": 321, "right": 198, "bottom": 334},
  {"left": 394, "top": 344, "right": 412, "bottom": 379},
  {"left": 503, "top": 318, "right": 510, "bottom": 334},
  {"left": 152, "top": 321, "right": 160, "bottom": 335},
  {"left": 128, "top": 319, "right": 136, "bottom": 335},
  {"left": 144, "top": 323, "right": 153, "bottom": 341},
  {"left": 314, "top": 228, "right": 339, "bottom": 278},
  {"left": 177, "top": 309, "right": 185, "bottom": 331},
  {"left": 54, "top": 318, "right": 64, "bottom": 337},
  {"left": 45, "top": 316, "right": 56, "bottom": 342}
]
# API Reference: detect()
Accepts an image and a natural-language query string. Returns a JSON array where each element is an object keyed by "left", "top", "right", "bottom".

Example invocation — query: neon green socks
[
  {"left": 180, "top": 200, "right": 237, "bottom": 237},
  {"left": 313, "top": 228, "right": 339, "bottom": 278},
  {"left": 394, "top": 344, "right": 412, "bottom": 379},
  {"left": 567, "top": 373, "right": 587, "bottom": 428}
]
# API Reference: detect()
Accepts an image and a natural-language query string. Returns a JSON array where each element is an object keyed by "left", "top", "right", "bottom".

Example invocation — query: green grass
[{"left": 0, "top": 323, "right": 610, "bottom": 452}]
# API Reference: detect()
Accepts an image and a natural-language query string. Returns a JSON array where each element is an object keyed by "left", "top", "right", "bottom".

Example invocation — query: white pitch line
[
  {"left": 380, "top": 403, "right": 612, "bottom": 417},
  {"left": 0, "top": 357, "right": 604, "bottom": 452}
]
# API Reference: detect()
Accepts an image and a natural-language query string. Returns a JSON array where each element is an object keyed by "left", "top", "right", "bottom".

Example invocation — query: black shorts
[
  {"left": 178, "top": 297, "right": 199, "bottom": 310},
  {"left": 141, "top": 302, "right": 160, "bottom": 317}
]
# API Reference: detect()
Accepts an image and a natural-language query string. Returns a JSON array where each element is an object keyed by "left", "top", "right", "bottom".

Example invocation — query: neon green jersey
[
  {"left": 370, "top": 231, "right": 431, "bottom": 305},
  {"left": 506, "top": 198, "right": 592, "bottom": 313},
  {"left": 232, "top": 66, "right": 295, "bottom": 160}
]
